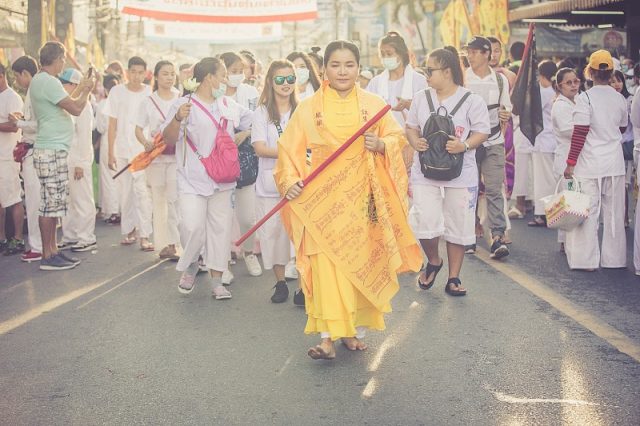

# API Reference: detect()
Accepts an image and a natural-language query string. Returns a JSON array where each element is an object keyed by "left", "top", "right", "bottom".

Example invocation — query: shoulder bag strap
[
  {"left": 148, "top": 95, "right": 166, "bottom": 121},
  {"left": 449, "top": 92, "right": 472, "bottom": 117},
  {"left": 424, "top": 89, "right": 436, "bottom": 114},
  {"left": 190, "top": 97, "right": 222, "bottom": 131},
  {"left": 487, "top": 71, "right": 504, "bottom": 110},
  {"left": 274, "top": 121, "right": 284, "bottom": 137}
]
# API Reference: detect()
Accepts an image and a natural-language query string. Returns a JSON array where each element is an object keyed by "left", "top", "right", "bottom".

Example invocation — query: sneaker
[
  {"left": 21, "top": 250, "right": 42, "bottom": 262},
  {"left": 58, "top": 252, "right": 81, "bottom": 265},
  {"left": 271, "top": 281, "right": 289, "bottom": 303},
  {"left": 71, "top": 241, "right": 97, "bottom": 252},
  {"left": 490, "top": 238, "right": 510, "bottom": 260},
  {"left": 39, "top": 254, "right": 77, "bottom": 271},
  {"left": 285, "top": 260, "right": 299, "bottom": 281},
  {"left": 0, "top": 239, "right": 8, "bottom": 253},
  {"left": 464, "top": 244, "right": 476, "bottom": 254},
  {"left": 221, "top": 269, "right": 234, "bottom": 286},
  {"left": 3, "top": 238, "right": 25, "bottom": 256},
  {"left": 57, "top": 241, "right": 77, "bottom": 251},
  {"left": 293, "top": 288, "right": 305, "bottom": 306},
  {"left": 212, "top": 285, "right": 232, "bottom": 300},
  {"left": 178, "top": 271, "right": 197, "bottom": 294},
  {"left": 244, "top": 253, "right": 263, "bottom": 277}
]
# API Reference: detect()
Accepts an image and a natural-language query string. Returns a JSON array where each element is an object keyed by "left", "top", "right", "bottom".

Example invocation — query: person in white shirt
[
  {"left": 528, "top": 60, "right": 558, "bottom": 227},
  {"left": 95, "top": 74, "right": 120, "bottom": 224},
  {"left": 10, "top": 56, "right": 41, "bottom": 261},
  {"left": 406, "top": 46, "right": 490, "bottom": 296},
  {"left": 252, "top": 59, "right": 298, "bottom": 303},
  {"left": 106, "top": 56, "right": 154, "bottom": 251},
  {"left": 220, "top": 51, "right": 263, "bottom": 282},
  {"left": 564, "top": 50, "right": 628, "bottom": 271},
  {"left": 162, "top": 57, "right": 253, "bottom": 300},
  {"left": 0, "top": 63, "right": 25, "bottom": 256},
  {"left": 286, "top": 51, "right": 321, "bottom": 101},
  {"left": 134, "top": 61, "right": 181, "bottom": 260},
  {"left": 551, "top": 67, "right": 581, "bottom": 253},
  {"left": 57, "top": 68, "right": 97, "bottom": 252},
  {"left": 464, "top": 36, "right": 512, "bottom": 259}
]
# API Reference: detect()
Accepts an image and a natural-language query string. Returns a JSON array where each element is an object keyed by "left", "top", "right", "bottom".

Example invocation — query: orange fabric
[{"left": 129, "top": 133, "right": 166, "bottom": 172}]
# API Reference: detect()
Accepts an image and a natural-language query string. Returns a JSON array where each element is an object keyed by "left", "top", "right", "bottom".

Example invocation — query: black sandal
[
  {"left": 444, "top": 277, "right": 467, "bottom": 296},
  {"left": 417, "top": 260, "right": 444, "bottom": 290}
]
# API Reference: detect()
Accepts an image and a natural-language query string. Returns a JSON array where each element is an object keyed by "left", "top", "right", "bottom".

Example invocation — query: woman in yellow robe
[{"left": 274, "top": 40, "right": 422, "bottom": 360}]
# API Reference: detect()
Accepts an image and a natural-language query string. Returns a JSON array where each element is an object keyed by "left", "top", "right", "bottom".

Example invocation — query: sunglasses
[
  {"left": 274, "top": 75, "right": 296, "bottom": 85},
  {"left": 425, "top": 67, "right": 445, "bottom": 77},
  {"left": 560, "top": 79, "right": 581, "bottom": 86}
]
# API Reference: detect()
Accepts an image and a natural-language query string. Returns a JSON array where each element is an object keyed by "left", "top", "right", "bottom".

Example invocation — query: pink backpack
[{"left": 186, "top": 97, "right": 240, "bottom": 183}]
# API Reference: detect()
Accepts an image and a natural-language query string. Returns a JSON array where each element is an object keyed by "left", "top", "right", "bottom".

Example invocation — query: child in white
[
  {"left": 135, "top": 61, "right": 180, "bottom": 259},
  {"left": 59, "top": 69, "right": 97, "bottom": 251},
  {"left": 251, "top": 60, "right": 297, "bottom": 303},
  {"left": 95, "top": 74, "right": 120, "bottom": 224}
]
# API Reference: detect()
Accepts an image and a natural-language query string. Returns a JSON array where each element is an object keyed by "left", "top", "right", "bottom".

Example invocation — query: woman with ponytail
[{"left": 286, "top": 52, "right": 321, "bottom": 100}]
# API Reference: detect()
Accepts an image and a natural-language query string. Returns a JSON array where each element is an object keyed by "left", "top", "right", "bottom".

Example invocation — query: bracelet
[
  {"left": 463, "top": 141, "right": 470, "bottom": 152},
  {"left": 174, "top": 114, "right": 182, "bottom": 122}
]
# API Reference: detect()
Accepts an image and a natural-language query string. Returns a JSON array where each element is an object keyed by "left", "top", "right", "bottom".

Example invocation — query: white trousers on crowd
[
  {"left": 512, "top": 152, "right": 533, "bottom": 199},
  {"left": 231, "top": 184, "right": 257, "bottom": 253},
  {"left": 532, "top": 152, "right": 556, "bottom": 216},
  {"left": 177, "top": 190, "right": 233, "bottom": 273},
  {"left": 99, "top": 136, "right": 119, "bottom": 216},
  {"left": 565, "top": 176, "right": 626, "bottom": 270},
  {"left": 256, "top": 196, "right": 290, "bottom": 269},
  {"left": 633, "top": 167, "right": 640, "bottom": 273},
  {"left": 116, "top": 157, "right": 152, "bottom": 238},
  {"left": 146, "top": 160, "right": 179, "bottom": 249},
  {"left": 21, "top": 154, "right": 42, "bottom": 253},
  {"left": 61, "top": 165, "right": 97, "bottom": 245}
]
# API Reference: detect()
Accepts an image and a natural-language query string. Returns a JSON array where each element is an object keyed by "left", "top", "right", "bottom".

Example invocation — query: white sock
[{"left": 356, "top": 327, "right": 366, "bottom": 339}]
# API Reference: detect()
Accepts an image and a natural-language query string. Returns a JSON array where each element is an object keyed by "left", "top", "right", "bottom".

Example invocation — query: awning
[{"left": 509, "top": 0, "right": 624, "bottom": 22}]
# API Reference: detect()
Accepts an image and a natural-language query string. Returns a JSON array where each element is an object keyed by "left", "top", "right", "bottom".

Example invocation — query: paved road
[{"left": 1, "top": 215, "right": 640, "bottom": 425}]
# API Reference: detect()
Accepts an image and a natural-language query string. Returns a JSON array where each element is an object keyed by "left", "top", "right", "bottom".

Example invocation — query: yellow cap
[{"left": 588, "top": 49, "right": 613, "bottom": 71}]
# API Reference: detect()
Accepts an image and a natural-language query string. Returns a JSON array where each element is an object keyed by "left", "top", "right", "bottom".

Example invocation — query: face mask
[
  {"left": 295, "top": 68, "right": 310, "bottom": 85},
  {"left": 382, "top": 57, "right": 401, "bottom": 71},
  {"left": 227, "top": 73, "right": 244, "bottom": 88},
  {"left": 212, "top": 83, "right": 227, "bottom": 99}
]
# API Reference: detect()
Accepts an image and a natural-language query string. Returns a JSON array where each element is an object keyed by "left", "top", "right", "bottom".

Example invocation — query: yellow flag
[
  {"left": 441, "top": 0, "right": 473, "bottom": 49},
  {"left": 64, "top": 23, "right": 76, "bottom": 58},
  {"left": 478, "top": 0, "right": 510, "bottom": 45}
]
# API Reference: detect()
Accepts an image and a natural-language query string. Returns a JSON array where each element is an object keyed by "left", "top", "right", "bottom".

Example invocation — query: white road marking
[
  {"left": 276, "top": 355, "right": 293, "bottom": 376},
  {"left": 493, "top": 391, "right": 599, "bottom": 406},
  {"left": 361, "top": 377, "right": 377, "bottom": 399}
]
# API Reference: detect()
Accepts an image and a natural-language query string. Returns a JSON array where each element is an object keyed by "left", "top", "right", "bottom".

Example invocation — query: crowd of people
[{"left": 0, "top": 33, "right": 637, "bottom": 359}]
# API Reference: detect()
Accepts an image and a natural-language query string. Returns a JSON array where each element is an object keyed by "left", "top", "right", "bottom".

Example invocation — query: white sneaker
[
  {"left": 244, "top": 253, "right": 263, "bottom": 277},
  {"left": 285, "top": 260, "right": 298, "bottom": 280},
  {"left": 222, "top": 269, "right": 234, "bottom": 285},
  {"left": 212, "top": 285, "right": 232, "bottom": 300}
]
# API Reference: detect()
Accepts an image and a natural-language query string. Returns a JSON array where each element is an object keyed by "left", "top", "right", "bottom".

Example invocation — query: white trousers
[
  {"left": 177, "top": 190, "right": 233, "bottom": 272},
  {"left": 513, "top": 151, "right": 533, "bottom": 199},
  {"left": 146, "top": 160, "right": 179, "bottom": 248},
  {"left": 633, "top": 167, "right": 640, "bottom": 272},
  {"left": 256, "top": 196, "right": 290, "bottom": 269},
  {"left": 99, "top": 136, "right": 119, "bottom": 216},
  {"left": 231, "top": 184, "right": 257, "bottom": 252},
  {"left": 565, "top": 176, "right": 626, "bottom": 269},
  {"left": 21, "top": 154, "right": 42, "bottom": 252},
  {"left": 532, "top": 152, "right": 556, "bottom": 215},
  {"left": 62, "top": 165, "right": 97, "bottom": 244},
  {"left": 116, "top": 157, "right": 152, "bottom": 238}
]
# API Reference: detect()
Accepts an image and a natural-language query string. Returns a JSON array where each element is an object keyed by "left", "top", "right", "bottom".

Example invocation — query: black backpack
[{"left": 418, "top": 90, "right": 471, "bottom": 181}]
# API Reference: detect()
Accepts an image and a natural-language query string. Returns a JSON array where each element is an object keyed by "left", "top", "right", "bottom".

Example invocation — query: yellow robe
[{"left": 274, "top": 82, "right": 422, "bottom": 340}]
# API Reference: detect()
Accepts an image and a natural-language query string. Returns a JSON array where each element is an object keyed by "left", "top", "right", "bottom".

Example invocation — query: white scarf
[{"left": 377, "top": 64, "right": 416, "bottom": 103}]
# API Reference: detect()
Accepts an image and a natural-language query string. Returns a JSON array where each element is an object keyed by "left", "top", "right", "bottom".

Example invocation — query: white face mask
[
  {"left": 295, "top": 67, "right": 310, "bottom": 85},
  {"left": 382, "top": 57, "right": 401, "bottom": 71},
  {"left": 227, "top": 73, "right": 244, "bottom": 88},
  {"left": 212, "top": 83, "right": 227, "bottom": 99}
]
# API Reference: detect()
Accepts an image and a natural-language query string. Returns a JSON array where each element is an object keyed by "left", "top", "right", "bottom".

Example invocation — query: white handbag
[{"left": 542, "top": 178, "right": 590, "bottom": 231}]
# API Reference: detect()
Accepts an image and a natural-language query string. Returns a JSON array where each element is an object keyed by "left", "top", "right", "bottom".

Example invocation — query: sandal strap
[{"left": 446, "top": 277, "right": 461, "bottom": 286}]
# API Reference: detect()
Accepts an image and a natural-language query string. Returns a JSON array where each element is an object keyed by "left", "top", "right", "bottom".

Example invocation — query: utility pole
[{"left": 334, "top": 0, "right": 340, "bottom": 39}]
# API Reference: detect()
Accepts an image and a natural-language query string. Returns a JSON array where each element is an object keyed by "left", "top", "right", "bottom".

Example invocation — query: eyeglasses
[
  {"left": 273, "top": 75, "right": 296, "bottom": 85},
  {"left": 560, "top": 79, "right": 581, "bottom": 86},
  {"left": 425, "top": 67, "right": 445, "bottom": 77}
]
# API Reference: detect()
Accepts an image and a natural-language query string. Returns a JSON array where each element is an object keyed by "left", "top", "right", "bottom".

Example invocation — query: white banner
[
  {"left": 122, "top": 0, "right": 318, "bottom": 23},
  {"left": 143, "top": 20, "right": 283, "bottom": 43}
]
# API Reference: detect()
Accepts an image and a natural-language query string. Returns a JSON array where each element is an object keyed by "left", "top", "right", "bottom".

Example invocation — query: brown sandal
[{"left": 445, "top": 277, "right": 467, "bottom": 296}]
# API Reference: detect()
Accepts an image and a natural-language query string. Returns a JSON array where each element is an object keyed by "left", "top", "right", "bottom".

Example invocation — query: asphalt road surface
[{"left": 1, "top": 215, "right": 639, "bottom": 425}]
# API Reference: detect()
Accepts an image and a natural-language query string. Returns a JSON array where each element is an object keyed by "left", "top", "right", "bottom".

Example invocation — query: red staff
[{"left": 235, "top": 104, "right": 391, "bottom": 247}]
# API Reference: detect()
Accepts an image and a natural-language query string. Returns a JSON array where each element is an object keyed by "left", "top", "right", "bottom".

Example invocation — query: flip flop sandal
[
  {"left": 120, "top": 236, "right": 137, "bottom": 245},
  {"left": 417, "top": 260, "right": 444, "bottom": 290},
  {"left": 140, "top": 242, "right": 155, "bottom": 252},
  {"left": 445, "top": 277, "right": 467, "bottom": 296},
  {"left": 528, "top": 217, "right": 547, "bottom": 227},
  {"left": 342, "top": 338, "right": 367, "bottom": 351},
  {"left": 308, "top": 345, "right": 335, "bottom": 360}
]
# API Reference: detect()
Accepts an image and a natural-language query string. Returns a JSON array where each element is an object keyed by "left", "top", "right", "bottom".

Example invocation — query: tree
[{"left": 376, "top": 0, "right": 433, "bottom": 55}]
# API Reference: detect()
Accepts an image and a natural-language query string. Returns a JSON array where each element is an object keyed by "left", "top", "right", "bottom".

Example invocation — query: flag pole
[{"left": 235, "top": 104, "right": 392, "bottom": 247}]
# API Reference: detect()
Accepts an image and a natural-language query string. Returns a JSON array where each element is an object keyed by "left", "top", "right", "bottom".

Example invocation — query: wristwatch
[{"left": 463, "top": 141, "right": 470, "bottom": 152}]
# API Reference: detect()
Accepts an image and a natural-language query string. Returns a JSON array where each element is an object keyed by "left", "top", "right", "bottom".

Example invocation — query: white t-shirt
[
  {"left": 551, "top": 94, "right": 576, "bottom": 177},
  {"left": 533, "top": 85, "right": 557, "bottom": 153},
  {"left": 631, "top": 93, "right": 640, "bottom": 151},
  {"left": 298, "top": 83, "right": 315, "bottom": 101},
  {"left": 573, "top": 85, "right": 628, "bottom": 178},
  {"left": 251, "top": 105, "right": 291, "bottom": 198},
  {"left": 406, "top": 87, "right": 491, "bottom": 188},
  {"left": 161, "top": 94, "right": 253, "bottom": 196},
  {"left": 105, "top": 84, "right": 152, "bottom": 159},
  {"left": 464, "top": 68, "right": 511, "bottom": 147},
  {"left": 135, "top": 89, "right": 180, "bottom": 164},
  {"left": 16, "top": 88, "right": 37, "bottom": 145},
  {"left": 366, "top": 69, "right": 427, "bottom": 127},
  {"left": 229, "top": 83, "right": 259, "bottom": 110},
  {"left": 0, "top": 87, "right": 24, "bottom": 161},
  {"left": 67, "top": 103, "right": 94, "bottom": 169}
]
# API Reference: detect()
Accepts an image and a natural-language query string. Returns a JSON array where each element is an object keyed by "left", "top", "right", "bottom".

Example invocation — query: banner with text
[{"left": 143, "top": 20, "right": 283, "bottom": 43}]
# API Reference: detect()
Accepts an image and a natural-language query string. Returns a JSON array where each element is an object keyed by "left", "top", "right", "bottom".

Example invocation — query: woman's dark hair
[
  {"left": 324, "top": 40, "right": 360, "bottom": 67},
  {"left": 557, "top": 58, "right": 575, "bottom": 71},
  {"left": 554, "top": 67, "right": 577, "bottom": 93},
  {"left": 183, "top": 57, "right": 222, "bottom": 96},
  {"left": 259, "top": 59, "right": 298, "bottom": 124},
  {"left": 612, "top": 69, "right": 631, "bottom": 98},
  {"left": 429, "top": 46, "right": 465, "bottom": 87},
  {"left": 11, "top": 55, "right": 38, "bottom": 77},
  {"left": 538, "top": 60, "right": 558, "bottom": 82},
  {"left": 509, "top": 41, "right": 525, "bottom": 61},
  {"left": 128, "top": 56, "right": 147, "bottom": 70},
  {"left": 152, "top": 60, "right": 174, "bottom": 92},
  {"left": 103, "top": 73, "right": 120, "bottom": 93},
  {"left": 309, "top": 46, "right": 323, "bottom": 70},
  {"left": 39, "top": 41, "right": 65, "bottom": 67},
  {"left": 286, "top": 51, "right": 321, "bottom": 91},
  {"left": 220, "top": 52, "right": 244, "bottom": 70},
  {"left": 379, "top": 31, "right": 410, "bottom": 67}
]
